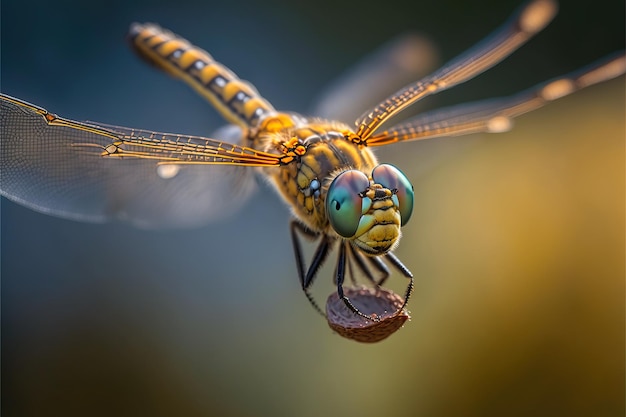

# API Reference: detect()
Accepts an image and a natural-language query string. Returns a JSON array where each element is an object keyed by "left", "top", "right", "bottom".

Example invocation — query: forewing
[
  {"left": 367, "top": 52, "right": 626, "bottom": 145},
  {"left": 0, "top": 95, "right": 272, "bottom": 229},
  {"left": 354, "top": 0, "right": 558, "bottom": 140}
]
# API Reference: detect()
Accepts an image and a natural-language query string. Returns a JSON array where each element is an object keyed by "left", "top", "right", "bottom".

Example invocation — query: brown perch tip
[{"left": 326, "top": 286, "right": 410, "bottom": 343}]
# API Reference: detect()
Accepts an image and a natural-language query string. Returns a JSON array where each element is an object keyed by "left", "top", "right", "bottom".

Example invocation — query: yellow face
[
  {"left": 350, "top": 185, "right": 403, "bottom": 255},
  {"left": 324, "top": 164, "right": 414, "bottom": 254}
]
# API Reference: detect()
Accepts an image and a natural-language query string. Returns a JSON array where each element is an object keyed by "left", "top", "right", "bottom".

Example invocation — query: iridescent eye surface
[
  {"left": 326, "top": 170, "right": 369, "bottom": 237},
  {"left": 372, "top": 164, "right": 414, "bottom": 226}
]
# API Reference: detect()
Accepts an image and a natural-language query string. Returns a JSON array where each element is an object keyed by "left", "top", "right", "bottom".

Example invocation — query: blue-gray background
[{"left": 2, "top": 0, "right": 624, "bottom": 416}]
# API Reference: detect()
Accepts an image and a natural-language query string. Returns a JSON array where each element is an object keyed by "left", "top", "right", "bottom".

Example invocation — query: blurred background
[{"left": 2, "top": 0, "right": 624, "bottom": 416}]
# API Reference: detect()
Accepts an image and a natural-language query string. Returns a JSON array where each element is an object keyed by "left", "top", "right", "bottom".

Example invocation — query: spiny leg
[
  {"left": 290, "top": 220, "right": 333, "bottom": 317},
  {"left": 342, "top": 246, "right": 360, "bottom": 287},
  {"left": 348, "top": 243, "right": 391, "bottom": 286},
  {"left": 336, "top": 242, "right": 383, "bottom": 322},
  {"left": 347, "top": 243, "right": 379, "bottom": 285},
  {"left": 359, "top": 250, "right": 413, "bottom": 311},
  {"left": 346, "top": 243, "right": 413, "bottom": 316},
  {"left": 384, "top": 252, "right": 414, "bottom": 311},
  {"left": 366, "top": 254, "right": 392, "bottom": 287}
]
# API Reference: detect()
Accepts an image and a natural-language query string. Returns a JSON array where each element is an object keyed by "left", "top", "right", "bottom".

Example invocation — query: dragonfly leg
[
  {"left": 367, "top": 255, "right": 392, "bottom": 287},
  {"left": 384, "top": 252, "right": 414, "bottom": 311},
  {"left": 347, "top": 243, "right": 390, "bottom": 286},
  {"left": 346, "top": 244, "right": 376, "bottom": 285},
  {"left": 289, "top": 220, "right": 334, "bottom": 317},
  {"left": 336, "top": 242, "right": 382, "bottom": 322}
]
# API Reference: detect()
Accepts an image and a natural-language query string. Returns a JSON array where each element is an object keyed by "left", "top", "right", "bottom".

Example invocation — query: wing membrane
[
  {"left": 80, "top": 125, "right": 281, "bottom": 166},
  {"left": 355, "top": 0, "right": 558, "bottom": 140},
  {"left": 367, "top": 52, "right": 626, "bottom": 145},
  {"left": 0, "top": 94, "right": 280, "bottom": 228}
]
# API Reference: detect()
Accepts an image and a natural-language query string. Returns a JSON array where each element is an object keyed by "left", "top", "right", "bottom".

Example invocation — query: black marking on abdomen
[
  {"left": 207, "top": 75, "right": 228, "bottom": 94},
  {"left": 129, "top": 23, "right": 275, "bottom": 128},
  {"left": 227, "top": 90, "right": 251, "bottom": 115}
]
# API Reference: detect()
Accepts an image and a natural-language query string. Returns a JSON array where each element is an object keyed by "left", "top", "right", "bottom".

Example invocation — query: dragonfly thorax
[
  {"left": 256, "top": 113, "right": 415, "bottom": 256},
  {"left": 255, "top": 114, "right": 378, "bottom": 233}
]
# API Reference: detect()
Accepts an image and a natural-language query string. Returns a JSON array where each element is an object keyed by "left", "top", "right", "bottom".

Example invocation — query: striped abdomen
[{"left": 128, "top": 23, "right": 275, "bottom": 128}]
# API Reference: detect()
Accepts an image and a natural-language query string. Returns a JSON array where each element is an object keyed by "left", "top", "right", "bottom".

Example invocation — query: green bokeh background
[{"left": 2, "top": 0, "right": 624, "bottom": 416}]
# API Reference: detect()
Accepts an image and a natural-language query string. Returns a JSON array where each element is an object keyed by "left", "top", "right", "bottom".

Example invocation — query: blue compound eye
[
  {"left": 326, "top": 170, "right": 369, "bottom": 237},
  {"left": 372, "top": 164, "right": 414, "bottom": 226}
]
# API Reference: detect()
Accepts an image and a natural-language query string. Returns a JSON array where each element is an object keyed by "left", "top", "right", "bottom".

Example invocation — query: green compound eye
[
  {"left": 372, "top": 164, "right": 414, "bottom": 226},
  {"left": 326, "top": 170, "right": 369, "bottom": 237}
]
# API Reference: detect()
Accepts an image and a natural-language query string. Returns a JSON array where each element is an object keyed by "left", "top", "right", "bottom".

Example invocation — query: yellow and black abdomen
[{"left": 128, "top": 23, "right": 275, "bottom": 128}]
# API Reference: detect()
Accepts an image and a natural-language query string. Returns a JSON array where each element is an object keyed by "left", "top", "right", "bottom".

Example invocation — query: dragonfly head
[{"left": 325, "top": 164, "right": 414, "bottom": 255}]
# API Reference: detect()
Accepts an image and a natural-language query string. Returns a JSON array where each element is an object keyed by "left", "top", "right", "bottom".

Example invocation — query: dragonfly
[{"left": 1, "top": 0, "right": 624, "bottom": 322}]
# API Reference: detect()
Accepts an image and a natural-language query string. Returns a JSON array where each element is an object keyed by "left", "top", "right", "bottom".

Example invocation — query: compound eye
[
  {"left": 372, "top": 164, "right": 414, "bottom": 226},
  {"left": 326, "top": 170, "right": 369, "bottom": 237}
]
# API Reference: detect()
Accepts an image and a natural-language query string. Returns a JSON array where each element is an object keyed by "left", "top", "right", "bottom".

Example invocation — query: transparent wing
[
  {"left": 354, "top": 0, "right": 558, "bottom": 140},
  {"left": 0, "top": 94, "right": 284, "bottom": 229},
  {"left": 311, "top": 33, "right": 438, "bottom": 123},
  {"left": 367, "top": 52, "right": 626, "bottom": 145}
]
